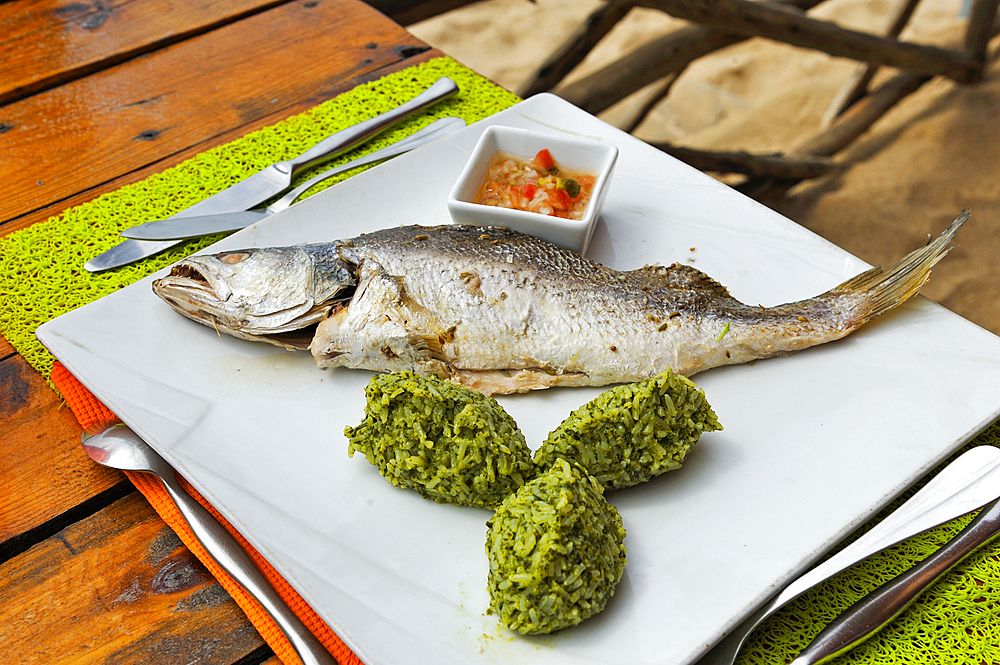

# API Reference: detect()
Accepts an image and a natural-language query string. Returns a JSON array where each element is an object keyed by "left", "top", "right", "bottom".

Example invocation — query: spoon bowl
[{"left": 82, "top": 425, "right": 172, "bottom": 476}]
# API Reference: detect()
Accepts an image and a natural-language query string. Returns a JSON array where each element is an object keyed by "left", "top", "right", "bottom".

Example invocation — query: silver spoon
[
  {"left": 82, "top": 424, "right": 338, "bottom": 665},
  {"left": 790, "top": 496, "right": 1000, "bottom": 665},
  {"left": 696, "top": 445, "right": 1000, "bottom": 665}
]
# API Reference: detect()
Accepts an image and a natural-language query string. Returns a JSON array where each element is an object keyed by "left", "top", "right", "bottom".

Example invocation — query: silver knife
[
  {"left": 789, "top": 496, "right": 1000, "bottom": 665},
  {"left": 85, "top": 76, "right": 460, "bottom": 272},
  {"left": 120, "top": 116, "right": 466, "bottom": 240}
]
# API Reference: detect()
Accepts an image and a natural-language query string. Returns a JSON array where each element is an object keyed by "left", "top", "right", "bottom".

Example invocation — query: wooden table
[
  {"left": 4, "top": 2, "right": 1000, "bottom": 663},
  {"left": 0, "top": 1, "right": 451, "bottom": 661}
]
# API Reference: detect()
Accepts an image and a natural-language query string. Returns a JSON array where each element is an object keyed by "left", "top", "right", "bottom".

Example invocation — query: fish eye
[{"left": 221, "top": 252, "right": 250, "bottom": 265}]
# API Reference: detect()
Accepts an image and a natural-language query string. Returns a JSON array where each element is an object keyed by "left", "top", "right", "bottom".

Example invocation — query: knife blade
[
  {"left": 84, "top": 76, "right": 459, "bottom": 272},
  {"left": 120, "top": 116, "right": 466, "bottom": 241},
  {"left": 121, "top": 211, "right": 270, "bottom": 239}
]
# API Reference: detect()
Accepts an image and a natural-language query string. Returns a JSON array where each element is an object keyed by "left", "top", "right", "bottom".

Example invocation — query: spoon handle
[
  {"left": 790, "top": 497, "right": 1000, "bottom": 665},
  {"left": 266, "top": 116, "right": 466, "bottom": 214},
  {"left": 155, "top": 471, "right": 338, "bottom": 665}
]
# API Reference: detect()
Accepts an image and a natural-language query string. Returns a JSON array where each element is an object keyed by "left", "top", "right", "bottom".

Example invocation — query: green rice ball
[
  {"left": 534, "top": 369, "right": 722, "bottom": 490},
  {"left": 486, "top": 458, "right": 627, "bottom": 635},
  {"left": 344, "top": 372, "right": 536, "bottom": 509}
]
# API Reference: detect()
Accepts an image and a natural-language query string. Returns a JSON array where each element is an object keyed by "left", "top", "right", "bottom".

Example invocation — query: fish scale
[{"left": 151, "top": 212, "right": 968, "bottom": 395}]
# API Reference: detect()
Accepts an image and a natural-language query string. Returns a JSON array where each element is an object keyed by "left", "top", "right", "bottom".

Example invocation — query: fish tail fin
[{"left": 827, "top": 209, "right": 968, "bottom": 325}]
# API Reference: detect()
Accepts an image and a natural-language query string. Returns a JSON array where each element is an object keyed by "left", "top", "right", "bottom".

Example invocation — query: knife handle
[
  {"left": 284, "top": 76, "right": 459, "bottom": 174},
  {"left": 789, "top": 497, "right": 1000, "bottom": 665}
]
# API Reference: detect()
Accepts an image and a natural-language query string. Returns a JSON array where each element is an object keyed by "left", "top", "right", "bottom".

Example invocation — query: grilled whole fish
[{"left": 152, "top": 212, "right": 967, "bottom": 395}]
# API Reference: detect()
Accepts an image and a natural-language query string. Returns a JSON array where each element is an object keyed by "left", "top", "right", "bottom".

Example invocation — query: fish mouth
[
  {"left": 152, "top": 259, "right": 353, "bottom": 352},
  {"left": 171, "top": 263, "right": 210, "bottom": 282},
  {"left": 153, "top": 263, "right": 226, "bottom": 323}
]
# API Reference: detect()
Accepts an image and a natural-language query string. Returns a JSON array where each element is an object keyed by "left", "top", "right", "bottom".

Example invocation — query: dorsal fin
[{"left": 631, "top": 263, "right": 734, "bottom": 298}]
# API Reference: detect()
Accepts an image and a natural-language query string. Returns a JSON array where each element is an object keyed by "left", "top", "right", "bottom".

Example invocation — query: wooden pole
[
  {"left": 821, "top": 0, "right": 924, "bottom": 125},
  {"left": 737, "top": 70, "right": 931, "bottom": 198},
  {"left": 649, "top": 143, "right": 834, "bottom": 178},
  {"left": 798, "top": 72, "right": 931, "bottom": 156},
  {"left": 556, "top": 25, "right": 740, "bottom": 113},
  {"left": 628, "top": 0, "right": 981, "bottom": 83},
  {"left": 554, "top": 0, "right": 831, "bottom": 115},
  {"left": 964, "top": 0, "right": 1000, "bottom": 77},
  {"left": 620, "top": 72, "right": 683, "bottom": 133},
  {"left": 518, "top": 2, "right": 635, "bottom": 98}
]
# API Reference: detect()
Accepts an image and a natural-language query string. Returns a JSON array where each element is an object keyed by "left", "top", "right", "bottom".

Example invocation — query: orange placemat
[{"left": 52, "top": 361, "right": 362, "bottom": 665}]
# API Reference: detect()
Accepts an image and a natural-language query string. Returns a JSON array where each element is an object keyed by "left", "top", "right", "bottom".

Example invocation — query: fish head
[{"left": 152, "top": 245, "right": 355, "bottom": 350}]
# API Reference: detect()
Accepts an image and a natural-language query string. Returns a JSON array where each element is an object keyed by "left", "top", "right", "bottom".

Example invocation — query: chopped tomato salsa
[{"left": 474, "top": 149, "right": 596, "bottom": 221}]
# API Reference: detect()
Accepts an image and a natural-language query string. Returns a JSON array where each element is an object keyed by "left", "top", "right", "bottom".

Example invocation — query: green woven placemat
[{"left": 2, "top": 55, "right": 999, "bottom": 664}]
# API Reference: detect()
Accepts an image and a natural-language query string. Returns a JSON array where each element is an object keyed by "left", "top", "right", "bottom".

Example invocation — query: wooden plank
[
  {"left": 0, "top": 0, "right": 293, "bottom": 106},
  {"left": 0, "top": 354, "right": 123, "bottom": 553},
  {"left": 0, "top": 50, "right": 441, "bottom": 554},
  {"left": 0, "top": 0, "right": 432, "bottom": 224},
  {"left": 0, "top": 334, "right": 14, "bottom": 359},
  {"left": 630, "top": 0, "right": 981, "bottom": 82},
  {"left": 367, "top": 0, "right": 485, "bottom": 25},
  {"left": 0, "top": 48, "right": 442, "bottom": 237},
  {"left": 0, "top": 493, "right": 267, "bottom": 664}
]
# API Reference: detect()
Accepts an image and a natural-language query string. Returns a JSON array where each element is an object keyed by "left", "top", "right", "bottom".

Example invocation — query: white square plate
[{"left": 37, "top": 93, "right": 1000, "bottom": 665}]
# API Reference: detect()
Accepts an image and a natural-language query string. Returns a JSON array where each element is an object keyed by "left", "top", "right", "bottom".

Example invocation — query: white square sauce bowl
[{"left": 447, "top": 126, "right": 618, "bottom": 255}]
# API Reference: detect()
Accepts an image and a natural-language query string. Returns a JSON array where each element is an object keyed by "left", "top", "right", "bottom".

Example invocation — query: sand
[{"left": 410, "top": 0, "right": 1000, "bottom": 334}]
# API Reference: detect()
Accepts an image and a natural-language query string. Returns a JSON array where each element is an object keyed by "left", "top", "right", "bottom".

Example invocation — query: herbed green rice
[
  {"left": 534, "top": 369, "right": 722, "bottom": 490},
  {"left": 344, "top": 372, "right": 536, "bottom": 509},
  {"left": 486, "top": 457, "right": 627, "bottom": 635}
]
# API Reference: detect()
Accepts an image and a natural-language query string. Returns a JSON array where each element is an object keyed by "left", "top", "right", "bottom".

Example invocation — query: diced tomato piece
[
  {"left": 520, "top": 183, "right": 537, "bottom": 200},
  {"left": 508, "top": 185, "right": 523, "bottom": 209},
  {"left": 533, "top": 149, "right": 556, "bottom": 172},
  {"left": 550, "top": 188, "right": 572, "bottom": 211}
]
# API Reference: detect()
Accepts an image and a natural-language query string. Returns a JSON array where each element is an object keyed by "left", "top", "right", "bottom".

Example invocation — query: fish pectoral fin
[
  {"left": 260, "top": 329, "right": 316, "bottom": 351},
  {"left": 311, "top": 264, "right": 458, "bottom": 367},
  {"left": 405, "top": 327, "right": 448, "bottom": 359},
  {"left": 451, "top": 369, "right": 589, "bottom": 396},
  {"left": 372, "top": 273, "right": 457, "bottom": 360}
]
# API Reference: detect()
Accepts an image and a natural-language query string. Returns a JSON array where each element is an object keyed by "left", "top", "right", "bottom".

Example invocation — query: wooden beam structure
[{"left": 553, "top": 0, "right": 826, "bottom": 115}]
